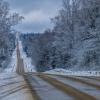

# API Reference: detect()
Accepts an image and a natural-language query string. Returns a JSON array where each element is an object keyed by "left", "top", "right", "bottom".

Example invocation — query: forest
[{"left": 21, "top": 0, "right": 100, "bottom": 71}]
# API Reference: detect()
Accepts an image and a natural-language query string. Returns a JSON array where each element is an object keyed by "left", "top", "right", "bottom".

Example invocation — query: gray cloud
[
  {"left": 14, "top": 19, "right": 53, "bottom": 33},
  {"left": 5, "top": 0, "right": 62, "bottom": 33}
]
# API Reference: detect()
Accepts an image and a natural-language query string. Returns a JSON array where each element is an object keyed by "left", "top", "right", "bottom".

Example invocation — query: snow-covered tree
[
  {"left": 0, "top": 0, "right": 23, "bottom": 70},
  {"left": 21, "top": 0, "right": 100, "bottom": 71}
]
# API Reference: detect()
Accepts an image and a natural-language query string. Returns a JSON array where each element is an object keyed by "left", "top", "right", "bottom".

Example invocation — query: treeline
[
  {"left": 21, "top": 0, "right": 100, "bottom": 71},
  {"left": 21, "top": 31, "right": 55, "bottom": 71},
  {"left": 0, "top": 0, "right": 23, "bottom": 71}
]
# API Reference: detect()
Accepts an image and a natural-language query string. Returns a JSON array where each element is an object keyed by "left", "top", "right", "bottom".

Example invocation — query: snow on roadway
[
  {"left": 26, "top": 75, "right": 73, "bottom": 100},
  {"left": 49, "top": 75, "right": 100, "bottom": 99},
  {"left": 0, "top": 73, "right": 33, "bottom": 100}
]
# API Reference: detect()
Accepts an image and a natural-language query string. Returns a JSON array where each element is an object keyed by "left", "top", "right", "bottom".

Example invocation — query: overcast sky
[{"left": 6, "top": 0, "right": 62, "bottom": 33}]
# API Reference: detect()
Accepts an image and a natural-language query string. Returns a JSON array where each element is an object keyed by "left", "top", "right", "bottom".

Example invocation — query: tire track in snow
[
  {"left": 0, "top": 74, "right": 34, "bottom": 100},
  {"left": 78, "top": 76, "right": 100, "bottom": 82},
  {"left": 24, "top": 74, "right": 41, "bottom": 100},
  {"left": 49, "top": 75, "right": 100, "bottom": 99},
  {"left": 24, "top": 73, "right": 72, "bottom": 100},
  {"left": 57, "top": 75, "right": 100, "bottom": 89},
  {"left": 37, "top": 74, "right": 96, "bottom": 100}
]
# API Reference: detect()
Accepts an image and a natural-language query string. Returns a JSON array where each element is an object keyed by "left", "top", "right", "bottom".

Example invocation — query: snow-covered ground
[
  {"left": 44, "top": 68, "right": 100, "bottom": 76},
  {"left": 4, "top": 48, "right": 17, "bottom": 73},
  {"left": 18, "top": 40, "right": 36, "bottom": 72}
]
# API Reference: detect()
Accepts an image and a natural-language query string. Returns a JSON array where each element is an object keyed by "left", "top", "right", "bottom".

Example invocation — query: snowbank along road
[{"left": 0, "top": 40, "right": 100, "bottom": 100}]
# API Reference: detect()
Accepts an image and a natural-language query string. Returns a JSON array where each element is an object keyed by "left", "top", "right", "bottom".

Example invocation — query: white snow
[
  {"left": 44, "top": 68, "right": 100, "bottom": 76},
  {"left": 4, "top": 48, "right": 17, "bottom": 72}
]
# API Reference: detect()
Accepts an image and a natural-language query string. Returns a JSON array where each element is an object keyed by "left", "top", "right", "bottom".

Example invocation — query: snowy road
[
  {"left": 0, "top": 73, "right": 33, "bottom": 100},
  {"left": 0, "top": 40, "right": 100, "bottom": 100},
  {"left": 24, "top": 73, "right": 100, "bottom": 100},
  {"left": 1, "top": 73, "right": 100, "bottom": 100}
]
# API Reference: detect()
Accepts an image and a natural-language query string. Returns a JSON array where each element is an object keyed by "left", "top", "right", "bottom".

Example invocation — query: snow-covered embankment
[{"left": 44, "top": 68, "right": 100, "bottom": 76}]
